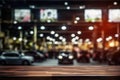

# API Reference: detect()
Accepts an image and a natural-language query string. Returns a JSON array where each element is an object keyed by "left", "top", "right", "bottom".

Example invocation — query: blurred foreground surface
[{"left": 0, "top": 65, "right": 120, "bottom": 80}]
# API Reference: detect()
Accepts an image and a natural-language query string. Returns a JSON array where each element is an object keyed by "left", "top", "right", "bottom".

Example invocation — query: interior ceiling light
[
  {"left": 13, "top": 37, "right": 17, "bottom": 40},
  {"left": 62, "top": 38, "right": 66, "bottom": 42},
  {"left": 64, "top": 2, "right": 68, "bottom": 6},
  {"left": 46, "top": 36, "right": 51, "bottom": 40},
  {"left": 50, "top": 31, "right": 55, "bottom": 34},
  {"left": 39, "top": 34, "right": 44, "bottom": 37},
  {"left": 115, "top": 34, "right": 119, "bottom": 37},
  {"left": 54, "top": 41, "right": 59, "bottom": 44},
  {"left": 19, "top": 38, "right": 22, "bottom": 41},
  {"left": 71, "top": 38, "right": 76, "bottom": 42},
  {"left": 14, "top": 21, "right": 17, "bottom": 24},
  {"left": 74, "top": 20, "right": 78, "bottom": 24},
  {"left": 40, "top": 26, "right": 45, "bottom": 30},
  {"left": 71, "top": 34, "right": 75, "bottom": 37},
  {"left": 97, "top": 38, "right": 102, "bottom": 43},
  {"left": 66, "top": 6, "right": 70, "bottom": 10},
  {"left": 79, "top": 5, "right": 85, "bottom": 9},
  {"left": 29, "top": 5, "right": 35, "bottom": 8},
  {"left": 106, "top": 36, "right": 112, "bottom": 41},
  {"left": 77, "top": 31, "right": 82, "bottom": 35},
  {"left": 75, "top": 36, "right": 79, "bottom": 40},
  {"left": 30, "top": 31, "right": 34, "bottom": 34},
  {"left": 18, "top": 26, "right": 22, "bottom": 30},
  {"left": 47, "top": 20, "right": 51, "bottom": 23},
  {"left": 79, "top": 39, "right": 83, "bottom": 43},
  {"left": 85, "top": 38, "right": 90, "bottom": 42},
  {"left": 61, "top": 25, "right": 67, "bottom": 30},
  {"left": 113, "top": 2, "right": 117, "bottom": 5},
  {"left": 88, "top": 26, "right": 94, "bottom": 30},
  {"left": 55, "top": 33, "right": 59, "bottom": 37},
  {"left": 75, "top": 17, "right": 80, "bottom": 21},
  {"left": 59, "top": 36, "right": 63, "bottom": 40},
  {"left": 24, "top": 39, "right": 28, "bottom": 43}
]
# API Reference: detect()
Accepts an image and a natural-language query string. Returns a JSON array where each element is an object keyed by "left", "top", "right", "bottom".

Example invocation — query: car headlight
[
  {"left": 69, "top": 55, "right": 73, "bottom": 59},
  {"left": 58, "top": 55, "right": 63, "bottom": 59}
]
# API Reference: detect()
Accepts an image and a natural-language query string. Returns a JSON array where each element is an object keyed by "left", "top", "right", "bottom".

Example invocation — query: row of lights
[
  {"left": 71, "top": 38, "right": 92, "bottom": 45},
  {"left": 17, "top": 26, "right": 119, "bottom": 44},
  {"left": 64, "top": 1, "right": 118, "bottom": 10},
  {"left": 71, "top": 34, "right": 119, "bottom": 45},
  {"left": 64, "top": 2, "right": 86, "bottom": 10},
  {"left": 17, "top": 26, "right": 64, "bottom": 39},
  {"left": 17, "top": 25, "right": 94, "bottom": 42},
  {"left": 74, "top": 16, "right": 80, "bottom": 24},
  {"left": 12, "top": 33, "right": 119, "bottom": 45},
  {"left": 40, "top": 25, "right": 67, "bottom": 30},
  {"left": 13, "top": 37, "right": 28, "bottom": 42},
  {"left": 17, "top": 25, "right": 93, "bottom": 36},
  {"left": 64, "top": 2, "right": 70, "bottom": 10},
  {"left": 29, "top": 1, "right": 118, "bottom": 9},
  {"left": 46, "top": 36, "right": 66, "bottom": 43},
  {"left": 71, "top": 31, "right": 82, "bottom": 38},
  {"left": 13, "top": 34, "right": 118, "bottom": 42},
  {"left": 97, "top": 34, "right": 119, "bottom": 43},
  {"left": 71, "top": 30, "right": 82, "bottom": 43},
  {"left": 18, "top": 25, "right": 93, "bottom": 35},
  {"left": 18, "top": 25, "right": 67, "bottom": 31}
]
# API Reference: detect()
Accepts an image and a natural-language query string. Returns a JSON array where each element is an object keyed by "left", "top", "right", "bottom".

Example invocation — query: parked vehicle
[
  {"left": 48, "top": 49, "right": 59, "bottom": 59},
  {"left": 0, "top": 52, "right": 34, "bottom": 65},
  {"left": 0, "top": 50, "right": 4, "bottom": 56},
  {"left": 92, "top": 51, "right": 102, "bottom": 62},
  {"left": 107, "top": 50, "right": 120, "bottom": 65},
  {"left": 24, "top": 50, "right": 45, "bottom": 62},
  {"left": 58, "top": 51, "right": 74, "bottom": 64},
  {"left": 93, "top": 50, "right": 108, "bottom": 63},
  {"left": 37, "top": 50, "right": 49, "bottom": 59},
  {"left": 76, "top": 50, "right": 91, "bottom": 63}
]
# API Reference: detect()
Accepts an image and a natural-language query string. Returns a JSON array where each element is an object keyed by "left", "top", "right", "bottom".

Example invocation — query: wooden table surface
[{"left": 0, "top": 66, "right": 120, "bottom": 77}]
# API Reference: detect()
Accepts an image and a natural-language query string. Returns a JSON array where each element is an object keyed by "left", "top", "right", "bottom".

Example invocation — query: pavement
[{"left": 33, "top": 59, "right": 108, "bottom": 66}]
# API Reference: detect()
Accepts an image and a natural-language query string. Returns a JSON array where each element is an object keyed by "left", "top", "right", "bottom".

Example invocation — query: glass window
[{"left": 3, "top": 53, "right": 19, "bottom": 57}]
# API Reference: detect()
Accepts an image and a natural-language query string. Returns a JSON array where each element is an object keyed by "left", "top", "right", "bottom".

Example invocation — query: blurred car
[
  {"left": 58, "top": 51, "right": 74, "bottom": 64},
  {"left": 48, "top": 49, "right": 59, "bottom": 59},
  {"left": 0, "top": 52, "right": 34, "bottom": 65},
  {"left": 0, "top": 50, "right": 4, "bottom": 56},
  {"left": 76, "top": 50, "right": 91, "bottom": 63},
  {"left": 92, "top": 50, "right": 108, "bottom": 63},
  {"left": 37, "top": 50, "right": 49, "bottom": 59},
  {"left": 92, "top": 51, "right": 102, "bottom": 62},
  {"left": 107, "top": 50, "right": 120, "bottom": 65},
  {"left": 24, "top": 50, "right": 45, "bottom": 62}
]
